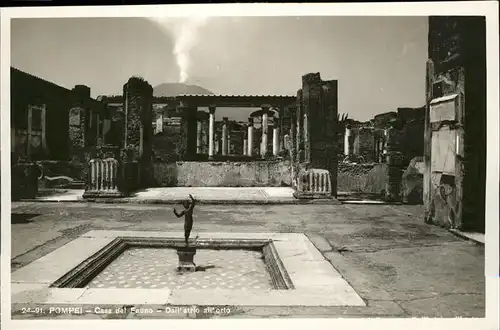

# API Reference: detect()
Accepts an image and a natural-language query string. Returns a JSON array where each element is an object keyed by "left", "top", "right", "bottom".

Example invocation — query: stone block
[
  {"left": 176, "top": 247, "right": 197, "bottom": 272},
  {"left": 83, "top": 158, "right": 124, "bottom": 198},
  {"left": 402, "top": 157, "right": 424, "bottom": 204},
  {"left": 294, "top": 168, "right": 333, "bottom": 199},
  {"left": 12, "top": 162, "right": 40, "bottom": 200}
]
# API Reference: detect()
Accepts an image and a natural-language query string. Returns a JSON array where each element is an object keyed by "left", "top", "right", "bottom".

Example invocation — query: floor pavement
[
  {"left": 9, "top": 201, "right": 486, "bottom": 319},
  {"left": 25, "top": 187, "right": 388, "bottom": 205},
  {"left": 33, "top": 187, "right": 297, "bottom": 203}
]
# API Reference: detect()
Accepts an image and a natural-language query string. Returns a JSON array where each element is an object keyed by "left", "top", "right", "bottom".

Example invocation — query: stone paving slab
[
  {"left": 77, "top": 288, "right": 172, "bottom": 305},
  {"left": 11, "top": 237, "right": 115, "bottom": 284},
  {"left": 31, "top": 187, "right": 295, "bottom": 201},
  {"left": 134, "top": 187, "right": 272, "bottom": 200},
  {"left": 168, "top": 287, "right": 365, "bottom": 306},
  {"left": 449, "top": 229, "right": 485, "bottom": 245},
  {"left": 34, "top": 189, "right": 85, "bottom": 202},
  {"left": 82, "top": 230, "right": 299, "bottom": 242},
  {"left": 23, "top": 187, "right": 342, "bottom": 205},
  {"left": 12, "top": 284, "right": 86, "bottom": 304},
  {"left": 9, "top": 202, "right": 487, "bottom": 318}
]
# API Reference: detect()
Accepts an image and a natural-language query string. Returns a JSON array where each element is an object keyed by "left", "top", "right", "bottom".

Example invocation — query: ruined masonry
[
  {"left": 293, "top": 73, "right": 339, "bottom": 199},
  {"left": 424, "top": 17, "right": 486, "bottom": 233}
]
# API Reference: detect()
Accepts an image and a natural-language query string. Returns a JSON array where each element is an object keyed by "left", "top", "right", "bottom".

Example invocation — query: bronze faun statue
[{"left": 173, "top": 194, "right": 197, "bottom": 246}]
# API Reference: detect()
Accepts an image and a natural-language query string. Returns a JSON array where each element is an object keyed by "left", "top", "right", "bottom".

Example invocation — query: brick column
[
  {"left": 296, "top": 90, "right": 303, "bottom": 162},
  {"left": 303, "top": 112, "right": 309, "bottom": 162},
  {"left": 298, "top": 73, "right": 339, "bottom": 197},
  {"left": 69, "top": 85, "right": 91, "bottom": 155},
  {"left": 385, "top": 127, "right": 404, "bottom": 202},
  {"left": 69, "top": 107, "right": 86, "bottom": 152},
  {"left": 290, "top": 113, "right": 297, "bottom": 160},
  {"left": 122, "top": 77, "right": 153, "bottom": 187},
  {"left": 178, "top": 104, "right": 197, "bottom": 160},
  {"left": 123, "top": 78, "right": 153, "bottom": 159}
]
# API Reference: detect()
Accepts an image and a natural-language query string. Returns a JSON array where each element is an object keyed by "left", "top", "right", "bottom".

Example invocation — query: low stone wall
[
  {"left": 337, "top": 162, "right": 388, "bottom": 195},
  {"left": 152, "top": 160, "right": 292, "bottom": 187}
]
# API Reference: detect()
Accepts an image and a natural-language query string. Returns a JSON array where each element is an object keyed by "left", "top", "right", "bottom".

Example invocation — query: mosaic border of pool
[
  {"left": 11, "top": 231, "right": 366, "bottom": 307},
  {"left": 49, "top": 237, "right": 294, "bottom": 290}
]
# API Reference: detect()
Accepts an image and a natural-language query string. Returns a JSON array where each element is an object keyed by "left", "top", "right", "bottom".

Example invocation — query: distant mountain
[{"left": 153, "top": 83, "right": 214, "bottom": 97}]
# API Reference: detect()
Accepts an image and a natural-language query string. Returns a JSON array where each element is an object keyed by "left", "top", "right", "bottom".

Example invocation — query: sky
[{"left": 11, "top": 16, "right": 428, "bottom": 121}]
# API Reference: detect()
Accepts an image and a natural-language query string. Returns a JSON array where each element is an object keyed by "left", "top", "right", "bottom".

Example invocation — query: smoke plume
[{"left": 149, "top": 16, "right": 210, "bottom": 83}]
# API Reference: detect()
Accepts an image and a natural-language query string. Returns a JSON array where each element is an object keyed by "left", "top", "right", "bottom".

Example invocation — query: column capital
[
  {"left": 209, "top": 105, "right": 216, "bottom": 114},
  {"left": 261, "top": 104, "right": 271, "bottom": 110},
  {"left": 223, "top": 117, "right": 229, "bottom": 123},
  {"left": 248, "top": 117, "right": 254, "bottom": 125}
]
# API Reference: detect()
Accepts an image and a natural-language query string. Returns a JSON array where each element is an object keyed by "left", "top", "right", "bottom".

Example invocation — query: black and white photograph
[{"left": 0, "top": 3, "right": 498, "bottom": 329}]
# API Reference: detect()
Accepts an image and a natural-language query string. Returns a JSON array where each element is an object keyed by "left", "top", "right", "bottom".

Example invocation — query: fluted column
[
  {"left": 273, "top": 126, "right": 280, "bottom": 156},
  {"left": 247, "top": 117, "right": 254, "bottom": 156},
  {"left": 208, "top": 106, "right": 215, "bottom": 158},
  {"left": 222, "top": 117, "right": 228, "bottom": 156},
  {"left": 344, "top": 125, "right": 351, "bottom": 156},
  {"left": 196, "top": 120, "right": 202, "bottom": 154},
  {"left": 214, "top": 131, "right": 220, "bottom": 155},
  {"left": 261, "top": 106, "right": 269, "bottom": 157}
]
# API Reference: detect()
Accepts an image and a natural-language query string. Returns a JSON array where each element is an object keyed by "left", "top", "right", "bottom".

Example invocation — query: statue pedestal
[{"left": 176, "top": 246, "right": 197, "bottom": 272}]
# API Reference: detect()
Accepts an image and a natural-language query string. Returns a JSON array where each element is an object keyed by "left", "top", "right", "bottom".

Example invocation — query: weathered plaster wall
[
  {"left": 337, "top": 162, "right": 388, "bottom": 194},
  {"left": 425, "top": 17, "right": 486, "bottom": 233},
  {"left": 152, "top": 161, "right": 292, "bottom": 187},
  {"left": 402, "top": 157, "right": 425, "bottom": 204}
]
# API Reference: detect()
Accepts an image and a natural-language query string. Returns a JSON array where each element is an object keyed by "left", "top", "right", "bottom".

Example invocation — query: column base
[
  {"left": 293, "top": 191, "right": 336, "bottom": 200},
  {"left": 83, "top": 190, "right": 125, "bottom": 198}
]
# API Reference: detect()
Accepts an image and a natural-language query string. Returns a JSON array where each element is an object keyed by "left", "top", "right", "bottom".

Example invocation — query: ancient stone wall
[
  {"left": 122, "top": 77, "right": 154, "bottom": 188},
  {"left": 425, "top": 16, "right": 486, "bottom": 232},
  {"left": 294, "top": 73, "right": 339, "bottom": 196},
  {"left": 337, "top": 162, "right": 388, "bottom": 195},
  {"left": 152, "top": 160, "right": 292, "bottom": 187},
  {"left": 123, "top": 77, "right": 153, "bottom": 160},
  {"left": 10, "top": 67, "right": 106, "bottom": 193},
  {"left": 11, "top": 68, "right": 72, "bottom": 161}
]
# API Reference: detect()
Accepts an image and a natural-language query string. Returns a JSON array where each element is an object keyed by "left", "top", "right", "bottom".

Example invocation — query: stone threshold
[
  {"left": 11, "top": 231, "right": 365, "bottom": 308},
  {"left": 18, "top": 198, "right": 342, "bottom": 205},
  {"left": 449, "top": 229, "right": 485, "bottom": 245},
  {"left": 340, "top": 200, "right": 403, "bottom": 205}
]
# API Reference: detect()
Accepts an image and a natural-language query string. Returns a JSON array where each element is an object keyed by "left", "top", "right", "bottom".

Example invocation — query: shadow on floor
[{"left": 11, "top": 213, "right": 40, "bottom": 224}]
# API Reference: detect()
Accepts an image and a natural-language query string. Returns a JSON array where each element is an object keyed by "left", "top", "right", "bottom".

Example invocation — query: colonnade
[{"left": 197, "top": 105, "right": 281, "bottom": 159}]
